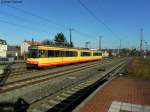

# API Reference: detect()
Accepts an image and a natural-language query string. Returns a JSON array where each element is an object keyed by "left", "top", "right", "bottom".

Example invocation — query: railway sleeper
[{"left": 28, "top": 59, "right": 129, "bottom": 112}]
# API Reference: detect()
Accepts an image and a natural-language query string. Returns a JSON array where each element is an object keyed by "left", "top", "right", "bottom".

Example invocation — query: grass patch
[{"left": 127, "top": 57, "right": 150, "bottom": 78}]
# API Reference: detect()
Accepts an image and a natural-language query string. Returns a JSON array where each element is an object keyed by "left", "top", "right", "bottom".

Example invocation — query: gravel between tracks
[{"left": 0, "top": 58, "right": 124, "bottom": 104}]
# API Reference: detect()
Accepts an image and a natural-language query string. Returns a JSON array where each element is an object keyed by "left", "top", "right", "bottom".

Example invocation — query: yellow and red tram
[{"left": 27, "top": 45, "right": 102, "bottom": 68}]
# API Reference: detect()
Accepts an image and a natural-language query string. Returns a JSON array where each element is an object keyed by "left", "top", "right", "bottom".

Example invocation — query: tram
[{"left": 27, "top": 45, "right": 102, "bottom": 68}]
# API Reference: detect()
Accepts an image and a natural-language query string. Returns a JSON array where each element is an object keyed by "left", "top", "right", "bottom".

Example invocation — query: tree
[
  {"left": 42, "top": 39, "right": 54, "bottom": 46},
  {"left": 54, "top": 32, "right": 67, "bottom": 46},
  {"left": 42, "top": 39, "right": 51, "bottom": 45}
]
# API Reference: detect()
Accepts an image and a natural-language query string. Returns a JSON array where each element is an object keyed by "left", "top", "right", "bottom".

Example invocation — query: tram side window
[
  {"left": 47, "top": 50, "right": 77, "bottom": 57},
  {"left": 93, "top": 52, "right": 102, "bottom": 56},
  {"left": 65, "top": 51, "right": 70, "bottom": 57},
  {"left": 73, "top": 51, "right": 78, "bottom": 57},
  {"left": 48, "top": 50, "right": 55, "bottom": 57},
  {"left": 60, "top": 51, "right": 64, "bottom": 57},
  {"left": 55, "top": 50, "right": 61, "bottom": 57},
  {"left": 48, "top": 50, "right": 62, "bottom": 57},
  {"left": 81, "top": 52, "right": 91, "bottom": 56},
  {"left": 64, "top": 51, "right": 77, "bottom": 57},
  {"left": 39, "top": 50, "right": 48, "bottom": 58}
]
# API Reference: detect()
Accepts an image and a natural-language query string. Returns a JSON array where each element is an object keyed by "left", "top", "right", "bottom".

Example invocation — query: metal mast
[
  {"left": 140, "top": 28, "right": 143, "bottom": 52},
  {"left": 99, "top": 36, "right": 102, "bottom": 50}
]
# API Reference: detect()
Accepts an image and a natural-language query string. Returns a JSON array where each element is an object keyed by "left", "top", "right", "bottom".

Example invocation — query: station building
[{"left": 21, "top": 40, "right": 42, "bottom": 56}]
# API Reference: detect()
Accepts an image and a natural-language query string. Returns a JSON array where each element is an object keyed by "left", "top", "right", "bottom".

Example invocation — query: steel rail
[
  {"left": 27, "top": 58, "right": 130, "bottom": 112},
  {"left": 8, "top": 58, "right": 109, "bottom": 78},
  {"left": 0, "top": 58, "right": 117, "bottom": 93}
]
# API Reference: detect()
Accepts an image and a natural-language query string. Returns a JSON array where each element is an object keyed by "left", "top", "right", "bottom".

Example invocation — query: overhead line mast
[
  {"left": 99, "top": 36, "right": 102, "bottom": 50},
  {"left": 69, "top": 28, "right": 74, "bottom": 47},
  {"left": 120, "top": 40, "right": 122, "bottom": 50},
  {"left": 140, "top": 28, "right": 143, "bottom": 53}
]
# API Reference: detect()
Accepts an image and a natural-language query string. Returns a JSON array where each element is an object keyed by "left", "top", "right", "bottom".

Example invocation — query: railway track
[
  {"left": 1, "top": 60, "right": 104, "bottom": 85},
  {"left": 7, "top": 59, "right": 106, "bottom": 78},
  {"left": 27, "top": 58, "right": 131, "bottom": 112},
  {"left": 8, "top": 58, "right": 111, "bottom": 77},
  {"left": 4, "top": 58, "right": 113, "bottom": 84},
  {"left": 10, "top": 69, "right": 38, "bottom": 77},
  {"left": 0, "top": 58, "right": 116, "bottom": 93},
  {"left": 0, "top": 57, "right": 131, "bottom": 112},
  {"left": 1, "top": 59, "right": 113, "bottom": 90}
]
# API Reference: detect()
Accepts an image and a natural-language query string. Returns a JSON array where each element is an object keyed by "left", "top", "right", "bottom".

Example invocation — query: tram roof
[{"left": 29, "top": 45, "right": 102, "bottom": 52}]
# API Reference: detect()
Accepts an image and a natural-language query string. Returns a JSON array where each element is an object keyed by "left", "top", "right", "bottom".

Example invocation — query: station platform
[{"left": 75, "top": 77, "right": 150, "bottom": 112}]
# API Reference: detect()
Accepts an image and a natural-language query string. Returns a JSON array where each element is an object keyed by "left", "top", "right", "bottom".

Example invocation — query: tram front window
[{"left": 28, "top": 49, "right": 38, "bottom": 58}]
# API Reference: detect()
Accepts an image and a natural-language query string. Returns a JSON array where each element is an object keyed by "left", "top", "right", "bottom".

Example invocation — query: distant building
[
  {"left": 102, "top": 51, "right": 109, "bottom": 57},
  {"left": 90, "top": 48, "right": 98, "bottom": 50},
  {"left": 21, "top": 40, "right": 42, "bottom": 55},
  {"left": 0, "top": 39, "right": 7, "bottom": 58},
  {"left": 111, "top": 49, "right": 119, "bottom": 56}
]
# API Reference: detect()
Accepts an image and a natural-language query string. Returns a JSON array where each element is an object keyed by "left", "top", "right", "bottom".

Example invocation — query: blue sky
[{"left": 0, "top": 0, "right": 149, "bottom": 49}]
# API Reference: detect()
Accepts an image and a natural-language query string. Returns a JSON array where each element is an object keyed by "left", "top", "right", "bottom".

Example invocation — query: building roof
[
  {"left": 0, "top": 39, "right": 7, "bottom": 45},
  {"left": 24, "top": 40, "right": 42, "bottom": 46}
]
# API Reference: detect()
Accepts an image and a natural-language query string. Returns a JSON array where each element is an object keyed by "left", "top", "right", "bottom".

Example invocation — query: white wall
[
  {"left": 21, "top": 42, "right": 30, "bottom": 55},
  {"left": 102, "top": 51, "right": 109, "bottom": 57},
  {"left": 0, "top": 44, "right": 7, "bottom": 58}
]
